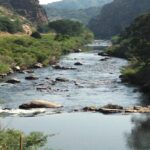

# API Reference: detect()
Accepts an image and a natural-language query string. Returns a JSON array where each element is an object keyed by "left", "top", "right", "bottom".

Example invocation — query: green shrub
[
  {"left": 0, "top": 129, "right": 48, "bottom": 150},
  {"left": 0, "top": 17, "right": 22, "bottom": 33},
  {"left": 31, "top": 31, "right": 42, "bottom": 39},
  {"left": 48, "top": 19, "right": 84, "bottom": 36}
]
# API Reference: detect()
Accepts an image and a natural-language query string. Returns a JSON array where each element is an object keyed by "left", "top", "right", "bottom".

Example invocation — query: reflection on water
[{"left": 126, "top": 114, "right": 150, "bottom": 150}]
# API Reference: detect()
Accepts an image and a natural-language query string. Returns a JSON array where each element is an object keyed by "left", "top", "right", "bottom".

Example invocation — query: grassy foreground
[{"left": 0, "top": 31, "right": 93, "bottom": 74}]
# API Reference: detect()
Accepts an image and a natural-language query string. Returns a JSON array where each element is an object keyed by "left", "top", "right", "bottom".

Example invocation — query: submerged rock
[
  {"left": 25, "top": 75, "right": 39, "bottom": 80},
  {"left": 74, "top": 62, "right": 83, "bottom": 66},
  {"left": 52, "top": 64, "right": 76, "bottom": 70},
  {"left": 98, "top": 52, "right": 109, "bottom": 56},
  {"left": 74, "top": 49, "right": 82, "bottom": 53},
  {"left": 55, "top": 77, "right": 69, "bottom": 82},
  {"left": 19, "top": 100, "right": 62, "bottom": 109},
  {"left": 6, "top": 78, "right": 21, "bottom": 84}
]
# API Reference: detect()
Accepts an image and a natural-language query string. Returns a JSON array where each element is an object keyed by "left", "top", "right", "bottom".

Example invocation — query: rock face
[
  {"left": 88, "top": 0, "right": 150, "bottom": 38},
  {"left": 19, "top": 100, "right": 62, "bottom": 109},
  {"left": 0, "top": 0, "right": 48, "bottom": 24}
]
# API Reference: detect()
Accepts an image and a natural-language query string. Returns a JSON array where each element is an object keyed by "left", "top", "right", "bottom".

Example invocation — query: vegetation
[
  {"left": 0, "top": 129, "right": 48, "bottom": 150},
  {"left": 106, "top": 13, "right": 150, "bottom": 94},
  {"left": 0, "top": 6, "right": 31, "bottom": 34},
  {"left": 0, "top": 27, "right": 93, "bottom": 74},
  {"left": 48, "top": 20, "right": 85, "bottom": 36},
  {"left": 31, "top": 31, "right": 42, "bottom": 39}
]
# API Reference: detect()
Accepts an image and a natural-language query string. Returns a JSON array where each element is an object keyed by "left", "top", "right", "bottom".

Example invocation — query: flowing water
[{"left": 0, "top": 40, "right": 149, "bottom": 150}]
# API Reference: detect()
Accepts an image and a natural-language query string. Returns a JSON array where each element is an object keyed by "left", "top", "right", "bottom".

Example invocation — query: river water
[{"left": 0, "top": 40, "right": 150, "bottom": 150}]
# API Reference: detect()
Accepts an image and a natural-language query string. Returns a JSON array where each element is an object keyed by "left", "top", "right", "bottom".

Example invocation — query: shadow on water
[{"left": 126, "top": 114, "right": 150, "bottom": 150}]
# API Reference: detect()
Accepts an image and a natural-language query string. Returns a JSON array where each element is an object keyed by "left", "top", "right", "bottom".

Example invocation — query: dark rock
[
  {"left": 74, "top": 49, "right": 82, "bottom": 53},
  {"left": 98, "top": 52, "right": 109, "bottom": 56},
  {"left": 25, "top": 75, "right": 39, "bottom": 80},
  {"left": 25, "top": 70, "right": 34, "bottom": 73},
  {"left": 52, "top": 64, "right": 76, "bottom": 70},
  {"left": 19, "top": 100, "right": 62, "bottom": 109},
  {"left": 83, "top": 106, "right": 97, "bottom": 112},
  {"left": 100, "top": 57, "right": 110, "bottom": 61},
  {"left": 55, "top": 77, "right": 69, "bottom": 82},
  {"left": 6, "top": 78, "right": 21, "bottom": 84},
  {"left": 74, "top": 62, "right": 83, "bottom": 66}
]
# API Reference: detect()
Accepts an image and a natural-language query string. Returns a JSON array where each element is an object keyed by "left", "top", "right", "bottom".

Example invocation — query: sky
[{"left": 39, "top": 0, "right": 62, "bottom": 4}]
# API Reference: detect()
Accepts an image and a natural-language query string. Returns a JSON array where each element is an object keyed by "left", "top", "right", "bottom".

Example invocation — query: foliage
[
  {"left": 0, "top": 30, "right": 93, "bottom": 74},
  {"left": 31, "top": 31, "right": 42, "bottom": 39},
  {"left": 0, "top": 16, "right": 22, "bottom": 33},
  {"left": 107, "top": 13, "right": 150, "bottom": 94},
  {"left": 0, "top": 129, "right": 48, "bottom": 150},
  {"left": 48, "top": 19, "right": 85, "bottom": 36}
]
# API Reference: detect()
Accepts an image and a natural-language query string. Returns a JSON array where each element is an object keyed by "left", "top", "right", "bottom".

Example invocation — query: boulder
[
  {"left": 98, "top": 52, "right": 109, "bottom": 56},
  {"left": 34, "top": 63, "right": 43, "bottom": 68},
  {"left": 25, "top": 70, "right": 34, "bottom": 73},
  {"left": 74, "top": 49, "right": 82, "bottom": 53},
  {"left": 52, "top": 65, "right": 76, "bottom": 70},
  {"left": 25, "top": 75, "right": 39, "bottom": 80},
  {"left": 13, "top": 66, "right": 21, "bottom": 71},
  {"left": 74, "top": 62, "right": 83, "bottom": 66},
  {"left": 19, "top": 100, "right": 62, "bottom": 109},
  {"left": 6, "top": 78, "right": 21, "bottom": 84}
]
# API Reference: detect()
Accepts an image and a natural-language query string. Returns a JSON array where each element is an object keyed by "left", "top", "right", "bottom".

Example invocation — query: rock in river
[
  {"left": 33, "top": 63, "right": 43, "bottom": 68},
  {"left": 6, "top": 78, "right": 21, "bottom": 84},
  {"left": 19, "top": 100, "right": 62, "bottom": 109},
  {"left": 55, "top": 77, "right": 69, "bottom": 82},
  {"left": 25, "top": 75, "right": 39, "bottom": 80},
  {"left": 74, "top": 62, "right": 83, "bottom": 66}
]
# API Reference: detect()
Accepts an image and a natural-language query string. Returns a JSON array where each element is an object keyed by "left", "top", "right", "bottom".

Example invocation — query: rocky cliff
[
  {"left": 88, "top": 0, "right": 150, "bottom": 38},
  {"left": 0, "top": 0, "right": 48, "bottom": 24}
]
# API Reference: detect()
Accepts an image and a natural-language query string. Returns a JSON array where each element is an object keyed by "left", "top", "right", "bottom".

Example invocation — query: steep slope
[
  {"left": 45, "top": 0, "right": 113, "bottom": 10},
  {"left": 44, "top": 7, "right": 100, "bottom": 25},
  {"left": 44, "top": 0, "right": 112, "bottom": 24},
  {"left": 107, "top": 13, "right": 150, "bottom": 94},
  {"left": 88, "top": 0, "right": 150, "bottom": 39},
  {"left": 0, "top": 0, "right": 48, "bottom": 24},
  {"left": 0, "top": 6, "right": 32, "bottom": 34}
]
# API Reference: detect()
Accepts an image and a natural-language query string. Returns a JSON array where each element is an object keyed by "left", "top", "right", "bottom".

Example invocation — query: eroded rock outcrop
[{"left": 0, "top": 0, "right": 48, "bottom": 24}]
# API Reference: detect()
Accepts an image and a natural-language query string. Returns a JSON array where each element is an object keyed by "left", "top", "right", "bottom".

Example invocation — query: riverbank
[
  {"left": 106, "top": 14, "right": 150, "bottom": 97},
  {"left": 0, "top": 31, "right": 93, "bottom": 75}
]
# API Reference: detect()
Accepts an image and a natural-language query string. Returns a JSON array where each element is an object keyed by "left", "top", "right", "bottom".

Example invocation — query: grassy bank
[
  {"left": 0, "top": 31, "right": 93, "bottom": 74},
  {"left": 106, "top": 13, "right": 150, "bottom": 94}
]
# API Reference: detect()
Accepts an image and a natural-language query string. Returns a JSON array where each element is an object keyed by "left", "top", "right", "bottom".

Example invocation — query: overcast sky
[{"left": 39, "top": 0, "right": 62, "bottom": 4}]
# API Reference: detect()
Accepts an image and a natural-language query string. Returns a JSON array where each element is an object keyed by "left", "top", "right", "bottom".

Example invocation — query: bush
[
  {"left": 31, "top": 31, "right": 42, "bottom": 39},
  {"left": 48, "top": 19, "right": 84, "bottom": 36},
  {"left": 0, "top": 17, "right": 22, "bottom": 33}
]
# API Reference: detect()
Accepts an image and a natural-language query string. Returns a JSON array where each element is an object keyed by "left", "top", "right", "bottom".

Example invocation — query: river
[{"left": 0, "top": 40, "right": 150, "bottom": 150}]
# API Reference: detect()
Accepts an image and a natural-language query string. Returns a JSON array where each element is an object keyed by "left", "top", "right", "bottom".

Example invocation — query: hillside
[
  {"left": 88, "top": 0, "right": 150, "bottom": 38},
  {"left": 107, "top": 13, "right": 150, "bottom": 94},
  {"left": 45, "top": 0, "right": 113, "bottom": 10},
  {"left": 44, "top": 7, "right": 100, "bottom": 25},
  {"left": 0, "top": 0, "right": 48, "bottom": 24},
  {"left": 43, "top": 0, "right": 112, "bottom": 24},
  {"left": 0, "top": 6, "right": 32, "bottom": 34}
]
